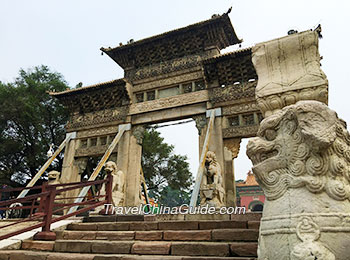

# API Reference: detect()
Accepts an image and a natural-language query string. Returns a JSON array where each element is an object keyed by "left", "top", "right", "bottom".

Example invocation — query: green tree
[
  {"left": 0, "top": 66, "right": 69, "bottom": 186},
  {"left": 142, "top": 128, "right": 193, "bottom": 201},
  {"left": 158, "top": 186, "right": 191, "bottom": 207}
]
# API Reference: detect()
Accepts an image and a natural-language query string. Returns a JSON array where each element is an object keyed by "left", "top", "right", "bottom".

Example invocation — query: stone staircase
[{"left": 0, "top": 213, "right": 261, "bottom": 260}]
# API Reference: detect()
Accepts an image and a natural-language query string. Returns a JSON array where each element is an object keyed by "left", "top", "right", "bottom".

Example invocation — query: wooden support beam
[
  {"left": 189, "top": 109, "right": 216, "bottom": 207},
  {"left": 17, "top": 132, "right": 76, "bottom": 199},
  {"left": 67, "top": 124, "right": 130, "bottom": 214}
]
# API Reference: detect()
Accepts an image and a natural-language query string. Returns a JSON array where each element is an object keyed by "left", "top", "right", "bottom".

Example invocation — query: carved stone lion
[
  {"left": 104, "top": 161, "right": 125, "bottom": 206},
  {"left": 247, "top": 100, "right": 350, "bottom": 259},
  {"left": 247, "top": 100, "right": 350, "bottom": 201},
  {"left": 200, "top": 151, "right": 225, "bottom": 207}
]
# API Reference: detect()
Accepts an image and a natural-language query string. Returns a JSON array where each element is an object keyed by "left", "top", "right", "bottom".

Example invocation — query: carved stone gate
[{"left": 50, "top": 13, "right": 262, "bottom": 207}]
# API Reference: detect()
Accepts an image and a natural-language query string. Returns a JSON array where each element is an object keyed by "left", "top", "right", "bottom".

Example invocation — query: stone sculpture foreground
[
  {"left": 200, "top": 151, "right": 225, "bottom": 207},
  {"left": 247, "top": 97, "right": 350, "bottom": 258}
]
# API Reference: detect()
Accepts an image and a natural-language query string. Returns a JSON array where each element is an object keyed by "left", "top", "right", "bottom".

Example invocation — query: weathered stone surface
[
  {"left": 185, "top": 214, "right": 230, "bottom": 221},
  {"left": 171, "top": 242, "right": 229, "bottom": 256},
  {"left": 67, "top": 223, "right": 98, "bottom": 231},
  {"left": 247, "top": 100, "right": 350, "bottom": 259},
  {"left": 158, "top": 221, "right": 198, "bottom": 230},
  {"left": 122, "top": 256, "right": 181, "bottom": 260},
  {"left": 163, "top": 230, "right": 211, "bottom": 241},
  {"left": 47, "top": 253, "right": 95, "bottom": 260},
  {"left": 247, "top": 221, "right": 260, "bottom": 230},
  {"left": 252, "top": 30, "right": 328, "bottom": 117},
  {"left": 21, "top": 240, "right": 54, "bottom": 251},
  {"left": 93, "top": 256, "right": 123, "bottom": 260},
  {"left": 230, "top": 213, "right": 261, "bottom": 222},
  {"left": 199, "top": 220, "right": 246, "bottom": 230},
  {"left": 54, "top": 240, "right": 91, "bottom": 253},
  {"left": 91, "top": 241, "right": 132, "bottom": 254},
  {"left": 230, "top": 242, "right": 257, "bottom": 256},
  {"left": 212, "top": 229, "right": 258, "bottom": 242},
  {"left": 96, "top": 223, "right": 129, "bottom": 231},
  {"left": 135, "top": 231, "right": 162, "bottom": 240},
  {"left": 200, "top": 151, "right": 225, "bottom": 208},
  {"left": 7, "top": 251, "right": 47, "bottom": 260},
  {"left": 83, "top": 215, "right": 117, "bottom": 223},
  {"left": 95, "top": 231, "right": 135, "bottom": 240},
  {"left": 63, "top": 231, "right": 96, "bottom": 240},
  {"left": 116, "top": 215, "right": 144, "bottom": 222},
  {"left": 131, "top": 242, "right": 171, "bottom": 255},
  {"left": 129, "top": 222, "right": 158, "bottom": 231}
]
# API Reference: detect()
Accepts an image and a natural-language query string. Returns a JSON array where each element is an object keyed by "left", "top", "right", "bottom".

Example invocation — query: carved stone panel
[
  {"left": 77, "top": 126, "right": 119, "bottom": 139},
  {"left": 223, "top": 125, "right": 259, "bottom": 139},
  {"left": 67, "top": 106, "right": 128, "bottom": 130},
  {"left": 129, "top": 90, "right": 209, "bottom": 115},
  {"left": 132, "top": 71, "right": 204, "bottom": 93}
]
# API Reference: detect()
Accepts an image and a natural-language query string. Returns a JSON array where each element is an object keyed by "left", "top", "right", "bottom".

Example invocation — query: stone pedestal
[{"left": 200, "top": 183, "right": 225, "bottom": 208}]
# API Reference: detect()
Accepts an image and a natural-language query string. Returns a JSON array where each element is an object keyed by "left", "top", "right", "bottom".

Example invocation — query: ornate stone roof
[
  {"left": 202, "top": 47, "right": 257, "bottom": 87},
  {"left": 100, "top": 13, "right": 241, "bottom": 70},
  {"left": 49, "top": 79, "right": 130, "bottom": 114}
]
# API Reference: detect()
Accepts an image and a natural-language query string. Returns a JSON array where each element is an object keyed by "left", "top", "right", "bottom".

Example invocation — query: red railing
[{"left": 0, "top": 173, "right": 113, "bottom": 241}]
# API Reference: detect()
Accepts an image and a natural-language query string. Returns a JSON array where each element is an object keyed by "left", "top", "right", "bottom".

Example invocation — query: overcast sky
[{"left": 1, "top": 0, "right": 349, "bottom": 181}]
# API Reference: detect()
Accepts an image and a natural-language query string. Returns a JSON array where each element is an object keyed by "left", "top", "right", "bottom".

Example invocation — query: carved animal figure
[
  {"left": 200, "top": 151, "right": 225, "bottom": 206},
  {"left": 5, "top": 202, "right": 23, "bottom": 219},
  {"left": 103, "top": 161, "right": 125, "bottom": 206},
  {"left": 48, "top": 170, "right": 61, "bottom": 185},
  {"left": 247, "top": 100, "right": 350, "bottom": 201},
  {"left": 203, "top": 151, "right": 222, "bottom": 186}
]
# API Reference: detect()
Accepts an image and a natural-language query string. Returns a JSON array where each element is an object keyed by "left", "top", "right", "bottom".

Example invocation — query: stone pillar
[
  {"left": 247, "top": 29, "right": 350, "bottom": 259},
  {"left": 197, "top": 114, "right": 227, "bottom": 206},
  {"left": 117, "top": 125, "right": 143, "bottom": 207},
  {"left": 223, "top": 138, "right": 241, "bottom": 207}
]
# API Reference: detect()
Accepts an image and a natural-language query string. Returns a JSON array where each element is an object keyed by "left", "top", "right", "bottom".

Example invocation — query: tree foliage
[
  {"left": 142, "top": 128, "right": 193, "bottom": 201},
  {"left": 0, "top": 66, "right": 69, "bottom": 186}
]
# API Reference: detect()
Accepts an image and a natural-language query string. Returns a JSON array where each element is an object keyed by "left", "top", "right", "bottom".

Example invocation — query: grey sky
[{"left": 1, "top": 0, "right": 349, "bottom": 181}]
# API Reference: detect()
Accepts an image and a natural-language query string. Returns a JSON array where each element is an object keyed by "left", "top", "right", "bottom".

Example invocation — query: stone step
[
  {"left": 66, "top": 220, "right": 251, "bottom": 231},
  {"left": 50, "top": 240, "right": 257, "bottom": 257},
  {"left": 56, "top": 229, "right": 258, "bottom": 242},
  {"left": 0, "top": 250, "right": 257, "bottom": 260},
  {"left": 84, "top": 213, "right": 262, "bottom": 223}
]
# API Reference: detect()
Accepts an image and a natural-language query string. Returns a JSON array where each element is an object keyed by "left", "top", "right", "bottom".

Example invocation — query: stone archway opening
[{"left": 142, "top": 118, "right": 199, "bottom": 207}]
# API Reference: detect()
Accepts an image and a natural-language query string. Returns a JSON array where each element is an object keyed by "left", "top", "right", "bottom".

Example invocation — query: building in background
[{"left": 236, "top": 171, "right": 265, "bottom": 212}]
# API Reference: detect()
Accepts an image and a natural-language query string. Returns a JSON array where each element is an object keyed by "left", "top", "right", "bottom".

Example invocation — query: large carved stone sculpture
[
  {"left": 252, "top": 29, "right": 328, "bottom": 117},
  {"left": 104, "top": 161, "right": 125, "bottom": 206},
  {"left": 200, "top": 151, "right": 225, "bottom": 207},
  {"left": 247, "top": 100, "right": 350, "bottom": 259}
]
